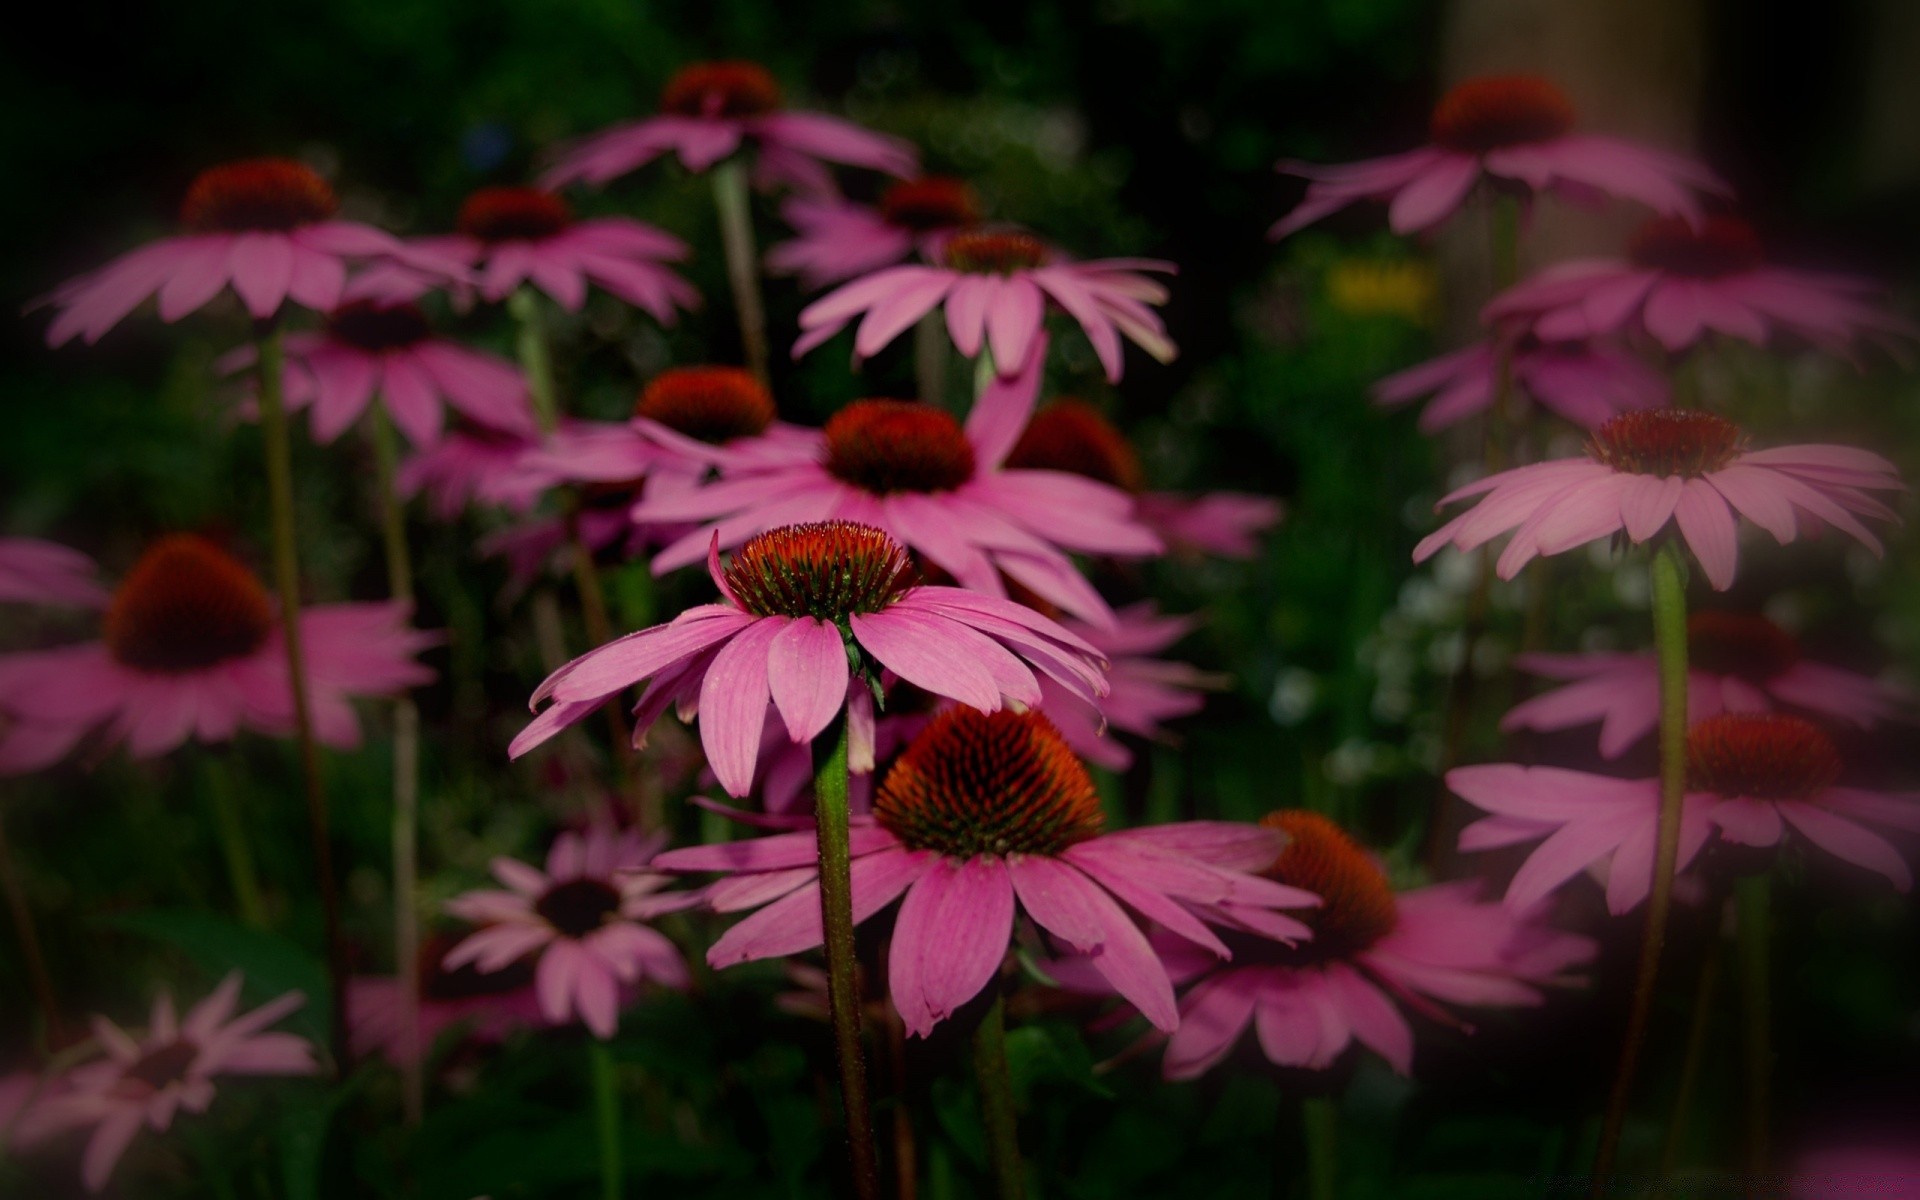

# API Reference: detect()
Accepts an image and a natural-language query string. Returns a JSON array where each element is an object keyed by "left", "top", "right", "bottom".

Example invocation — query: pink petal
[
  {"left": 766, "top": 617, "right": 850, "bottom": 744},
  {"left": 696, "top": 618, "right": 786, "bottom": 797},
  {"left": 889, "top": 856, "right": 1016, "bottom": 1037}
]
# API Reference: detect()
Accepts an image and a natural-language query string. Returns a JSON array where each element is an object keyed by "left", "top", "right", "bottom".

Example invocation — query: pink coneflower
[
  {"left": 1002, "top": 399, "right": 1281, "bottom": 560},
  {"left": 1450, "top": 714, "right": 1920, "bottom": 910},
  {"left": 221, "top": 298, "right": 536, "bottom": 446},
  {"left": 540, "top": 60, "right": 917, "bottom": 193},
  {"left": 14, "top": 973, "right": 314, "bottom": 1192},
  {"left": 1373, "top": 336, "right": 1667, "bottom": 432},
  {"left": 1152, "top": 811, "right": 1593, "bottom": 1078},
  {"left": 42, "top": 158, "right": 420, "bottom": 345},
  {"left": 511, "top": 522, "right": 1111, "bottom": 796},
  {"left": 1037, "top": 604, "right": 1221, "bottom": 772},
  {"left": 768, "top": 176, "right": 982, "bottom": 291},
  {"left": 442, "top": 826, "right": 693, "bottom": 1039},
  {"left": 1504, "top": 611, "right": 1912, "bottom": 757},
  {"left": 349, "top": 931, "right": 550, "bottom": 1066},
  {"left": 793, "top": 229, "right": 1176, "bottom": 381},
  {"left": 1413, "top": 409, "right": 1905, "bottom": 590},
  {"left": 1270, "top": 75, "right": 1721, "bottom": 239},
  {"left": 397, "top": 427, "right": 550, "bottom": 520},
  {"left": 0, "top": 537, "right": 108, "bottom": 607},
  {"left": 0, "top": 535, "right": 436, "bottom": 761},
  {"left": 401, "top": 187, "right": 699, "bottom": 318},
  {"left": 1484, "top": 216, "right": 1915, "bottom": 355},
  {"left": 657, "top": 708, "right": 1319, "bottom": 1036},
  {"left": 633, "top": 368, "right": 1162, "bottom": 625}
]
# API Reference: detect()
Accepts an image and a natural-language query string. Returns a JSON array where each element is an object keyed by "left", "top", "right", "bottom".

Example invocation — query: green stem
[
  {"left": 812, "top": 713, "right": 882, "bottom": 1200},
  {"left": 972, "top": 346, "right": 997, "bottom": 407},
  {"left": 1593, "top": 541, "right": 1690, "bottom": 1193},
  {"left": 0, "top": 805, "right": 64, "bottom": 1047},
  {"left": 1302, "top": 1096, "right": 1338, "bottom": 1200},
  {"left": 972, "top": 992, "right": 1025, "bottom": 1200},
  {"left": 1736, "top": 873, "right": 1771, "bottom": 1186},
  {"left": 589, "top": 1040, "right": 623, "bottom": 1200},
  {"left": 1658, "top": 902, "right": 1729, "bottom": 1183},
  {"left": 916, "top": 310, "right": 949, "bottom": 411},
  {"left": 199, "top": 758, "right": 268, "bottom": 930},
  {"left": 712, "top": 159, "right": 770, "bottom": 388},
  {"left": 255, "top": 322, "right": 350, "bottom": 1071},
  {"left": 370, "top": 409, "right": 424, "bottom": 1124},
  {"left": 508, "top": 288, "right": 559, "bottom": 432}
]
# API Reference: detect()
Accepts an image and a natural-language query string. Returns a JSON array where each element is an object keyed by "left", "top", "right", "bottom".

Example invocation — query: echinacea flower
[
  {"left": 1271, "top": 74, "right": 1721, "bottom": 239},
  {"left": 349, "top": 933, "right": 549, "bottom": 1066},
  {"left": 1504, "top": 610, "right": 1911, "bottom": 758},
  {"left": 1449, "top": 714, "right": 1920, "bottom": 910},
  {"left": 1483, "top": 216, "right": 1916, "bottom": 355},
  {"left": 1373, "top": 336, "right": 1666, "bottom": 432},
  {"left": 1036, "top": 603, "right": 1222, "bottom": 772},
  {"left": 0, "top": 535, "right": 436, "bottom": 761},
  {"left": 42, "top": 158, "right": 420, "bottom": 345},
  {"left": 1413, "top": 409, "right": 1905, "bottom": 590},
  {"left": 404, "top": 187, "right": 699, "bottom": 318},
  {"left": 794, "top": 229, "right": 1176, "bottom": 381},
  {"left": 442, "top": 825, "right": 693, "bottom": 1039},
  {"left": 657, "top": 708, "right": 1319, "bottom": 1036},
  {"left": 1002, "top": 398, "right": 1281, "bottom": 559},
  {"left": 14, "top": 973, "right": 314, "bottom": 1192},
  {"left": 540, "top": 60, "right": 918, "bottom": 193},
  {"left": 222, "top": 298, "right": 536, "bottom": 446},
  {"left": 1149, "top": 811, "right": 1593, "bottom": 1078},
  {"left": 0, "top": 537, "right": 108, "bottom": 607},
  {"left": 398, "top": 428, "right": 551, "bottom": 520},
  {"left": 511, "top": 522, "right": 1111, "bottom": 796},
  {"left": 768, "top": 176, "right": 982, "bottom": 290}
]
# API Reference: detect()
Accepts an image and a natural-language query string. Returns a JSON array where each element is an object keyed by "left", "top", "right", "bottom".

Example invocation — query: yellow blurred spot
[{"left": 1324, "top": 259, "right": 1437, "bottom": 323}]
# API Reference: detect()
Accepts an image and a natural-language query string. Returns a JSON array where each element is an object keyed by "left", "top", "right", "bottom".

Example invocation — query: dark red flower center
[
  {"left": 1259, "top": 810, "right": 1398, "bottom": 962},
  {"left": 824, "top": 400, "right": 977, "bottom": 494},
  {"left": 878, "top": 177, "right": 981, "bottom": 233},
  {"left": 420, "top": 930, "right": 536, "bottom": 999},
  {"left": 1627, "top": 216, "right": 1764, "bottom": 278},
  {"left": 1429, "top": 75, "right": 1577, "bottom": 155},
  {"left": 635, "top": 366, "right": 775, "bottom": 444},
  {"left": 105, "top": 535, "right": 275, "bottom": 674},
  {"left": 457, "top": 187, "right": 573, "bottom": 243},
  {"left": 944, "top": 230, "right": 1048, "bottom": 274},
  {"left": 125, "top": 1039, "right": 200, "bottom": 1091},
  {"left": 660, "top": 61, "right": 783, "bottom": 118},
  {"left": 1004, "top": 400, "right": 1143, "bottom": 492},
  {"left": 723, "top": 521, "right": 913, "bottom": 620},
  {"left": 326, "top": 299, "right": 432, "bottom": 352},
  {"left": 1687, "top": 713, "right": 1840, "bottom": 801},
  {"left": 1687, "top": 612, "right": 1801, "bottom": 682},
  {"left": 875, "top": 709, "right": 1105, "bottom": 858},
  {"left": 1586, "top": 409, "right": 1745, "bottom": 477},
  {"left": 179, "top": 159, "right": 338, "bottom": 234},
  {"left": 535, "top": 878, "right": 623, "bottom": 939}
]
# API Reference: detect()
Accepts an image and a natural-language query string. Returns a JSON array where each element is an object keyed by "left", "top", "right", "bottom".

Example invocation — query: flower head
[
  {"left": 1272, "top": 74, "right": 1723, "bottom": 239},
  {"left": 349, "top": 931, "right": 548, "bottom": 1066},
  {"left": 1414, "top": 410, "right": 1904, "bottom": 590},
  {"left": 1031, "top": 603, "right": 1220, "bottom": 771},
  {"left": 1373, "top": 336, "right": 1667, "bottom": 432},
  {"left": 769, "top": 175, "right": 982, "bottom": 291},
  {"left": 657, "top": 709, "right": 1319, "bottom": 1036}
]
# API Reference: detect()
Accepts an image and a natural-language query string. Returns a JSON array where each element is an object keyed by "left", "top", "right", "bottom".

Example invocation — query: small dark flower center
[
  {"left": 824, "top": 400, "right": 976, "bottom": 494},
  {"left": 1004, "top": 400, "right": 1143, "bottom": 492},
  {"left": 944, "top": 230, "right": 1048, "bottom": 274},
  {"left": 1627, "top": 216, "right": 1765, "bottom": 279},
  {"left": 723, "top": 521, "right": 913, "bottom": 620},
  {"left": 1687, "top": 612, "right": 1801, "bottom": 683},
  {"left": 875, "top": 709, "right": 1105, "bottom": 858},
  {"left": 326, "top": 299, "right": 432, "bottom": 352},
  {"left": 660, "top": 61, "right": 783, "bottom": 118},
  {"left": 1259, "top": 811, "right": 1398, "bottom": 963},
  {"left": 878, "top": 177, "right": 981, "bottom": 233},
  {"left": 125, "top": 1039, "right": 200, "bottom": 1091},
  {"left": 179, "top": 159, "right": 339, "bottom": 234},
  {"left": 1586, "top": 409, "right": 1745, "bottom": 477},
  {"left": 457, "top": 187, "right": 573, "bottom": 244},
  {"left": 1429, "top": 75, "right": 1577, "bottom": 155},
  {"left": 104, "top": 535, "right": 275, "bottom": 673},
  {"left": 534, "top": 878, "right": 624, "bottom": 939},
  {"left": 635, "top": 366, "right": 776, "bottom": 444},
  {"left": 1687, "top": 713, "right": 1841, "bottom": 801}
]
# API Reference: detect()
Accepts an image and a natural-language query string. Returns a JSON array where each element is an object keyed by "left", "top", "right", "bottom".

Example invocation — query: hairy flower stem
[
  {"left": 255, "top": 322, "right": 350, "bottom": 1071},
  {"left": 1302, "top": 1096, "right": 1338, "bottom": 1200},
  {"left": 916, "top": 311, "right": 949, "bottom": 411},
  {"left": 812, "top": 713, "right": 883, "bottom": 1200},
  {"left": 1736, "top": 873, "right": 1772, "bottom": 1185},
  {"left": 0, "top": 806, "right": 64, "bottom": 1047},
  {"left": 1593, "top": 540, "right": 1690, "bottom": 1192},
  {"left": 972, "top": 992, "right": 1026, "bottom": 1200},
  {"left": 712, "top": 159, "right": 771, "bottom": 387},
  {"left": 370, "top": 408, "right": 424, "bottom": 1124},
  {"left": 589, "top": 1039, "right": 623, "bottom": 1200}
]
